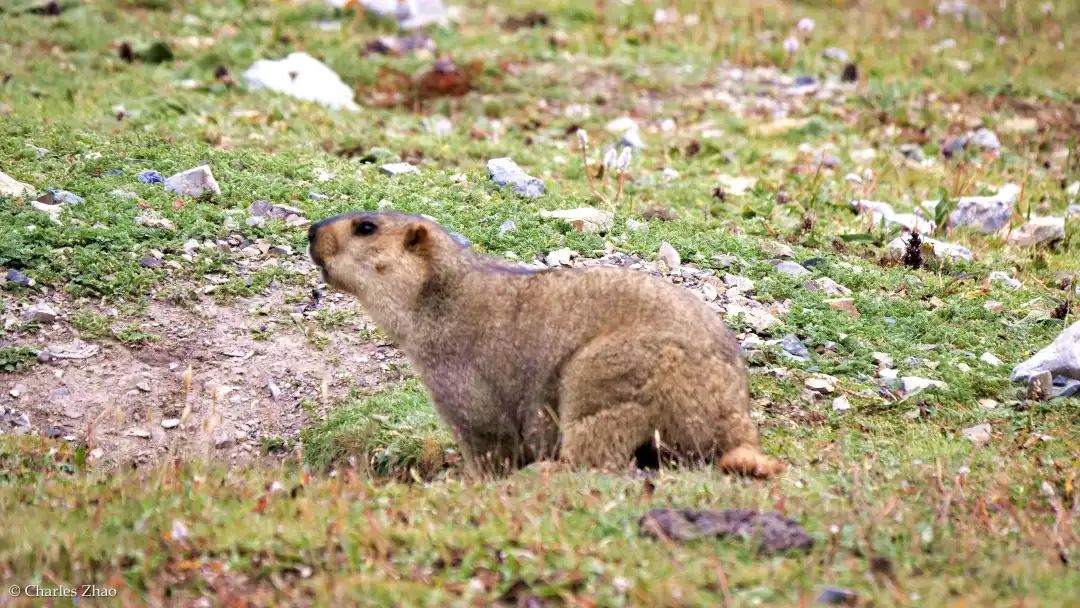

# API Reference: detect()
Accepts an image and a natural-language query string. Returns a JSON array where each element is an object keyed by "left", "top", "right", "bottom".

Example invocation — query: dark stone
[
  {"left": 5, "top": 268, "right": 32, "bottom": 287},
  {"left": 802, "top": 257, "right": 828, "bottom": 269},
  {"left": 794, "top": 75, "right": 817, "bottom": 86},
  {"left": 816, "top": 586, "right": 857, "bottom": 605},
  {"left": 840, "top": 63, "right": 859, "bottom": 83},
  {"left": 44, "top": 427, "right": 64, "bottom": 439},
  {"left": 639, "top": 508, "right": 813, "bottom": 554},
  {"left": 140, "top": 257, "right": 164, "bottom": 269},
  {"left": 780, "top": 334, "right": 810, "bottom": 359}
]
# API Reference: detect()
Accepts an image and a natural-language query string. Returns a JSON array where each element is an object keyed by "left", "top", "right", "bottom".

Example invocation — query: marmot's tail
[{"left": 718, "top": 445, "right": 784, "bottom": 478}]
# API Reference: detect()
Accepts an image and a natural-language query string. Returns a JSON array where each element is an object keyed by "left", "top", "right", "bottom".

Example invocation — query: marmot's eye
[{"left": 355, "top": 221, "right": 378, "bottom": 236}]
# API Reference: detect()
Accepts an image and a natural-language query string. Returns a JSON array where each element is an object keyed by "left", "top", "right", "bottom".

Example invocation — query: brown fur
[{"left": 309, "top": 211, "right": 783, "bottom": 478}]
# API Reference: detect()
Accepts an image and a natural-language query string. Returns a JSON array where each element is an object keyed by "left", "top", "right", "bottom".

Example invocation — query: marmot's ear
[{"left": 404, "top": 223, "right": 430, "bottom": 254}]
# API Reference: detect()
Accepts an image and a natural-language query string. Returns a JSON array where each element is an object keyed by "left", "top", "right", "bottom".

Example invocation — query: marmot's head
[{"left": 308, "top": 211, "right": 458, "bottom": 304}]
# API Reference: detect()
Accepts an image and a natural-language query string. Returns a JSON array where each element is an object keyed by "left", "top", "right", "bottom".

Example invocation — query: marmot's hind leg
[{"left": 560, "top": 402, "right": 651, "bottom": 470}]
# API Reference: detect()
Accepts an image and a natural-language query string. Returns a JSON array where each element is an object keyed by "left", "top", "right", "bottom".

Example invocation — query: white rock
[
  {"left": 988, "top": 271, "right": 1021, "bottom": 290},
  {"left": 1010, "top": 319, "right": 1080, "bottom": 382},
  {"left": 961, "top": 423, "right": 992, "bottom": 445},
  {"left": 717, "top": 174, "right": 758, "bottom": 196},
  {"left": 243, "top": 52, "right": 359, "bottom": 111},
  {"left": 832, "top": 396, "right": 852, "bottom": 411},
  {"left": 23, "top": 303, "right": 58, "bottom": 323},
  {"left": 657, "top": 242, "right": 680, "bottom": 269},
  {"left": 135, "top": 212, "right": 176, "bottom": 230},
  {"left": 0, "top": 170, "right": 35, "bottom": 197},
  {"left": 165, "top": 166, "right": 222, "bottom": 197},
  {"left": 161, "top": 418, "right": 181, "bottom": 429},
  {"left": 1008, "top": 217, "right": 1065, "bottom": 246},
  {"left": 774, "top": 261, "right": 810, "bottom": 277},
  {"left": 980, "top": 352, "right": 1003, "bottom": 366},
  {"left": 606, "top": 116, "right": 640, "bottom": 135},
  {"left": 901, "top": 376, "right": 948, "bottom": 394},
  {"left": 625, "top": 218, "right": 648, "bottom": 233},
  {"left": 978, "top": 398, "right": 998, "bottom": 409},
  {"left": 969, "top": 128, "right": 1001, "bottom": 153},
  {"left": 379, "top": 162, "right": 419, "bottom": 177},
  {"left": 545, "top": 248, "right": 576, "bottom": 267},
  {"left": 538, "top": 208, "right": 613, "bottom": 233},
  {"left": 873, "top": 352, "right": 894, "bottom": 367},
  {"left": 723, "top": 274, "right": 754, "bottom": 295},
  {"left": 853, "top": 199, "right": 935, "bottom": 233},
  {"left": 9, "top": 383, "right": 26, "bottom": 398}
]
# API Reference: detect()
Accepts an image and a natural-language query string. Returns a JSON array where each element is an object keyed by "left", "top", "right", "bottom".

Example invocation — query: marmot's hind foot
[{"left": 718, "top": 446, "right": 784, "bottom": 478}]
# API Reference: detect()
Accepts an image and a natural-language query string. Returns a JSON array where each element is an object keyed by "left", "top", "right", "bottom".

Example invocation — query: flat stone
[
  {"left": 161, "top": 418, "right": 181, "bottom": 429},
  {"left": 487, "top": 158, "right": 545, "bottom": 198},
  {"left": 243, "top": 51, "right": 359, "bottom": 110},
  {"left": 774, "top": 261, "right": 810, "bottom": 277},
  {"left": 538, "top": 207, "right": 613, "bottom": 234},
  {"left": 164, "top": 165, "right": 221, "bottom": 197},
  {"left": 832, "top": 396, "right": 852, "bottom": 411},
  {"left": 0, "top": 170, "right": 35, "bottom": 197},
  {"left": 379, "top": 162, "right": 419, "bottom": 177},
  {"left": 760, "top": 241, "right": 794, "bottom": 259},
  {"left": 979, "top": 352, "right": 1003, "bottom": 366},
  {"left": 901, "top": 376, "right": 948, "bottom": 395},
  {"left": 1008, "top": 217, "right": 1065, "bottom": 246},
  {"left": 779, "top": 335, "right": 809, "bottom": 358},
  {"left": 23, "top": 302, "right": 58, "bottom": 323},
  {"left": 872, "top": 352, "right": 894, "bottom": 367}
]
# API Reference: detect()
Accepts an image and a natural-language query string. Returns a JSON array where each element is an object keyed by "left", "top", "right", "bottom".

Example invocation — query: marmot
[{"left": 309, "top": 211, "right": 782, "bottom": 478}]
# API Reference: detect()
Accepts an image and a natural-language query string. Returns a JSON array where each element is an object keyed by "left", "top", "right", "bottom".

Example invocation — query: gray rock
[
  {"left": 1008, "top": 217, "right": 1065, "bottom": 246},
  {"left": 1, "top": 407, "right": 32, "bottom": 434},
  {"left": 308, "top": 192, "right": 328, "bottom": 201},
  {"left": 816, "top": 587, "right": 857, "bottom": 605},
  {"left": 350, "top": 0, "right": 446, "bottom": 29},
  {"left": 832, "top": 396, "right": 852, "bottom": 411},
  {"left": 780, "top": 335, "right": 810, "bottom": 358},
  {"left": 268, "top": 382, "right": 282, "bottom": 401},
  {"left": 946, "top": 184, "right": 1020, "bottom": 233},
  {"left": 774, "top": 261, "right": 810, "bottom": 277},
  {"left": 379, "top": 162, "right": 419, "bottom": 177},
  {"left": 969, "top": 128, "right": 1000, "bottom": 153},
  {"left": 942, "top": 136, "right": 968, "bottom": 158},
  {"left": 901, "top": 376, "right": 948, "bottom": 395},
  {"left": 1011, "top": 320, "right": 1080, "bottom": 382},
  {"left": 269, "top": 244, "right": 293, "bottom": 257},
  {"left": 657, "top": 242, "right": 680, "bottom": 269},
  {"left": 165, "top": 165, "right": 221, "bottom": 197},
  {"left": 23, "top": 303, "right": 57, "bottom": 324},
  {"left": 760, "top": 241, "right": 794, "bottom": 259},
  {"left": 9, "top": 384, "right": 26, "bottom": 398},
  {"left": 723, "top": 274, "right": 754, "bottom": 295},
  {"left": 38, "top": 189, "right": 84, "bottom": 205},
  {"left": 989, "top": 271, "right": 1021, "bottom": 290},
  {"left": 1068, "top": 204, "right": 1080, "bottom": 218},
  {"left": 979, "top": 352, "right": 1004, "bottom": 366},
  {"left": 135, "top": 212, "right": 176, "bottom": 230},
  {"left": 5, "top": 268, "right": 33, "bottom": 287},
  {"left": 449, "top": 231, "right": 472, "bottom": 248},
  {"left": 497, "top": 220, "right": 517, "bottom": 236},
  {"left": 487, "top": 158, "right": 545, "bottom": 198},
  {"left": 625, "top": 218, "right": 648, "bottom": 233},
  {"left": 961, "top": 423, "right": 991, "bottom": 445},
  {"left": 1051, "top": 376, "right": 1080, "bottom": 400},
  {"left": 212, "top": 426, "right": 235, "bottom": 449},
  {"left": 0, "top": 170, "right": 35, "bottom": 197}
]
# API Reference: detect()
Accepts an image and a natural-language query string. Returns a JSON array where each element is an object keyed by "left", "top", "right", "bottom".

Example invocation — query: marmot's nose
[{"left": 307, "top": 222, "right": 320, "bottom": 244}]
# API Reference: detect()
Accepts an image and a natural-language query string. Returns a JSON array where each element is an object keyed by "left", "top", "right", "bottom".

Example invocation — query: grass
[{"left": 1, "top": 0, "right": 1078, "bottom": 605}]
